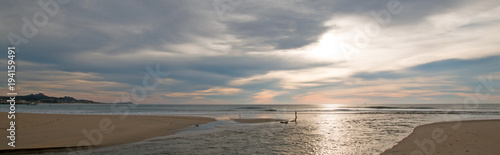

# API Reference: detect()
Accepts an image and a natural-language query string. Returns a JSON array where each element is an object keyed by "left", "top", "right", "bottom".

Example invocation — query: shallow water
[{"left": 1, "top": 104, "right": 500, "bottom": 154}]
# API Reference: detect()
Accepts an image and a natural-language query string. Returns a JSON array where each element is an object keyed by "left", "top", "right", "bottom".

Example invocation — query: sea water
[{"left": 1, "top": 104, "right": 500, "bottom": 154}]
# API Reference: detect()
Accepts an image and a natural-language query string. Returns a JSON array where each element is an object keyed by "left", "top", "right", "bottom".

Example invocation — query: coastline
[
  {"left": 382, "top": 119, "right": 500, "bottom": 154},
  {"left": 0, "top": 112, "right": 215, "bottom": 151},
  {"left": 0, "top": 107, "right": 500, "bottom": 154}
]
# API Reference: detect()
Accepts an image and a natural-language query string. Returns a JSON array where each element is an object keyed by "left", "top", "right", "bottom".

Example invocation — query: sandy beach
[
  {"left": 0, "top": 112, "right": 215, "bottom": 151},
  {"left": 382, "top": 119, "right": 500, "bottom": 155}
]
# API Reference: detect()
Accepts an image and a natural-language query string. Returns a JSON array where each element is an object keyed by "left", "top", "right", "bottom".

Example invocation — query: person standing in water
[{"left": 291, "top": 111, "right": 297, "bottom": 122}]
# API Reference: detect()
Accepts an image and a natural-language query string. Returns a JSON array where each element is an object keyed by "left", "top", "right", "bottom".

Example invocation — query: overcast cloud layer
[{"left": 1, "top": 0, "right": 499, "bottom": 104}]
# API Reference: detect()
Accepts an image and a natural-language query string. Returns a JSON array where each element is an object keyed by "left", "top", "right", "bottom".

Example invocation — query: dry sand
[
  {"left": 382, "top": 119, "right": 500, "bottom": 155},
  {"left": 0, "top": 112, "right": 215, "bottom": 151}
]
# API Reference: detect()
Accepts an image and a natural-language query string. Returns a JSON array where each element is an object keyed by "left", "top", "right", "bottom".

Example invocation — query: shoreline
[
  {"left": 2, "top": 112, "right": 499, "bottom": 154},
  {"left": 0, "top": 112, "right": 216, "bottom": 151},
  {"left": 382, "top": 119, "right": 500, "bottom": 154},
  {"left": 231, "top": 118, "right": 288, "bottom": 123}
]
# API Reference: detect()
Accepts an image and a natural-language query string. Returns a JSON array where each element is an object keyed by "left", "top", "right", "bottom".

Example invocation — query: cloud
[
  {"left": 229, "top": 66, "right": 345, "bottom": 89},
  {"left": 291, "top": 77, "right": 457, "bottom": 104},
  {"left": 252, "top": 90, "right": 288, "bottom": 104},
  {"left": 0, "top": 0, "right": 499, "bottom": 104},
  {"left": 230, "top": 2, "right": 500, "bottom": 91},
  {"left": 291, "top": 56, "right": 500, "bottom": 104},
  {"left": 164, "top": 87, "right": 242, "bottom": 97}
]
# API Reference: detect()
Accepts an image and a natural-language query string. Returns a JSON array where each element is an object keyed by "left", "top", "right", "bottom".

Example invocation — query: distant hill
[{"left": 0, "top": 93, "right": 132, "bottom": 104}]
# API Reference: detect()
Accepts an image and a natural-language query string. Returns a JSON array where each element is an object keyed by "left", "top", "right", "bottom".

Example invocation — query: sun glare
[{"left": 307, "top": 32, "right": 345, "bottom": 61}]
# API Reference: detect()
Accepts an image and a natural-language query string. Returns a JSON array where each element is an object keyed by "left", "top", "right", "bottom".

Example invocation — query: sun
[{"left": 306, "top": 32, "right": 346, "bottom": 61}]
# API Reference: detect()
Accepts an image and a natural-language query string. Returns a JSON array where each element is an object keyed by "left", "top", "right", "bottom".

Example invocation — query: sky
[{"left": 1, "top": 0, "right": 499, "bottom": 104}]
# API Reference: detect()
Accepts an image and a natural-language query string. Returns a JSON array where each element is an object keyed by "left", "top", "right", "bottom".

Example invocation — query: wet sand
[
  {"left": 382, "top": 119, "right": 500, "bottom": 155},
  {"left": 232, "top": 118, "right": 288, "bottom": 123},
  {"left": 0, "top": 112, "right": 215, "bottom": 150}
]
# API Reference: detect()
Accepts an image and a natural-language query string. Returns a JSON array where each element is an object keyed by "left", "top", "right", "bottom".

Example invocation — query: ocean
[{"left": 1, "top": 103, "right": 500, "bottom": 154}]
